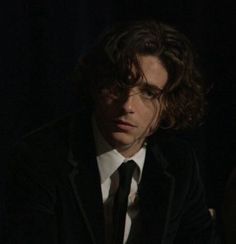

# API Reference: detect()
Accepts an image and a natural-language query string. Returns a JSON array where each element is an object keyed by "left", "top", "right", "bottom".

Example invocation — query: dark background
[{"left": 1, "top": 0, "right": 235, "bottom": 238}]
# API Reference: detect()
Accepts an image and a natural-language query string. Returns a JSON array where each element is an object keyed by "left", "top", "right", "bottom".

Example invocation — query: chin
[{"left": 109, "top": 132, "right": 135, "bottom": 148}]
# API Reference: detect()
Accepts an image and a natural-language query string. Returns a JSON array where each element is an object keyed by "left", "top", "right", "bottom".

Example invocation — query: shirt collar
[{"left": 92, "top": 116, "right": 146, "bottom": 184}]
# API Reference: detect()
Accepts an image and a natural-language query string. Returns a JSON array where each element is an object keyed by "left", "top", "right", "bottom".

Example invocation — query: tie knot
[{"left": 118, "top": 160, "right": 136, "bottom": 189}]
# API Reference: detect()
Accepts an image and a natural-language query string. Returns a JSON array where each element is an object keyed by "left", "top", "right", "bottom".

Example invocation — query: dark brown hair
[{"left": 74, "top": 20, "right": 206, "bottom": 130}]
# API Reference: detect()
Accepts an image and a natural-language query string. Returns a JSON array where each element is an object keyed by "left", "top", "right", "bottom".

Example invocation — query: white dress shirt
[{"left": 92, "top": 118, "right": 146, "bottom": 243}]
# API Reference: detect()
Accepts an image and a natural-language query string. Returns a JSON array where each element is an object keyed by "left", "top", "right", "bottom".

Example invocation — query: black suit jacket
[{"left": 6, "top": 112, "right": 218, "bottom": 244}]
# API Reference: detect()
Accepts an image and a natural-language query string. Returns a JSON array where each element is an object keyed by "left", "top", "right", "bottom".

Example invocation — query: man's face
[{"left": 94, "top": 55, "right": 168, "bottom": 157}]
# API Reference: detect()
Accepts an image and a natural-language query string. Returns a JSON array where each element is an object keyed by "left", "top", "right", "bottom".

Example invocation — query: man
[{"left": 7, "top": 20, "right": 217, "bottom": 244}]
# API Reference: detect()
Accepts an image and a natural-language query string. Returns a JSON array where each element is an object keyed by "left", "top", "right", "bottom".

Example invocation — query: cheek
[
  {"left": 146, "top": 116, "right": 158, "bottom": 136},
  {"left": 145, "top": 103, "right": 161, "bottom": 135},
  {"left": 96, "top": 95, "right": 109, "bottom": 109},
  {"left": 95, "top": 97, "right": 115, "bottom": 118}
]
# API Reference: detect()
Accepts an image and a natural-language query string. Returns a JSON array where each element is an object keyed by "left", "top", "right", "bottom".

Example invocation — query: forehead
[{"left": 133, "top": 55, "right": 168, "bottom": 89}]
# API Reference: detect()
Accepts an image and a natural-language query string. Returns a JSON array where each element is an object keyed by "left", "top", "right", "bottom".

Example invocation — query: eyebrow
[{"left": 140, "top": 81, "right": 163, "bottom": 92}]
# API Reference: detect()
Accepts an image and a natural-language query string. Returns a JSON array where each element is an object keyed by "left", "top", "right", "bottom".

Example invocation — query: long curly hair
[{"left": 73, "top": 20, "right": 207, "bottom": 130}]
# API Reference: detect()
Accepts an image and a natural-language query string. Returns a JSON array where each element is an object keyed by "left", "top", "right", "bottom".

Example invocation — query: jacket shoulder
[
  {"left": 150, "top": 130, "right": 198, "bottom": 172},
  {"left": 8, "top": 114, "right": 75, "bottom": 186}
]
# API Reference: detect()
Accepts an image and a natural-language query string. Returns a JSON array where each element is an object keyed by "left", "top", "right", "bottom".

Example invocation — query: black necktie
[{"left": 112, "top": 160, "right": 136, "bottom": 244}]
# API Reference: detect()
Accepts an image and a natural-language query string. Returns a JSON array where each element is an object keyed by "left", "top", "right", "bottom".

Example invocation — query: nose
[{"left": 120, "top": 89, "right": 140, "bottom": 113}]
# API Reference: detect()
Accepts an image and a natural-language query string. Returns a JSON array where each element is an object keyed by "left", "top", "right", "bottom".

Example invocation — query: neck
[{"left": 114, "top": 140, "right": 145, "bottom": 158}]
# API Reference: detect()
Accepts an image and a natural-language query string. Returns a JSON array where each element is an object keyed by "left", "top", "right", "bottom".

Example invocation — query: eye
[
  {"left": 140, "top": 87, "right": 162, "bottom": 100},
  {"left": 99, "top": 84, "right": 124, "bottom": 99}
]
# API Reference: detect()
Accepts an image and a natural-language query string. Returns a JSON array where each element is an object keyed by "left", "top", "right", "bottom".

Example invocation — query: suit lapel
[
  {"left": 68, "top": 112, "right": 105, "bottom": 244},
  {"left": 138, "top": 142, "right": 175, "bottom": 243},
  {"left": 66, "top": 112, "right": 175, "bottom": 244}
]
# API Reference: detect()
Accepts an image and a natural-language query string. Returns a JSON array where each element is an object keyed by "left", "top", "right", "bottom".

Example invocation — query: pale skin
[{"left": 94, "top": 55, "right": 168, "bottom": 158}]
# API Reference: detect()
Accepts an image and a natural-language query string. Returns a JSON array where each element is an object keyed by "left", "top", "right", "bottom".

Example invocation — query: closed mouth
[{"left": 113, "top": 119, "right": 137, "bottom": 129}]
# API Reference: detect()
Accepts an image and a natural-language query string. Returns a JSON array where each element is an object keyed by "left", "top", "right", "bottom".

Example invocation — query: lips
[{"left": 113, "top": 119, "right": 137, "bottom": 131}]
